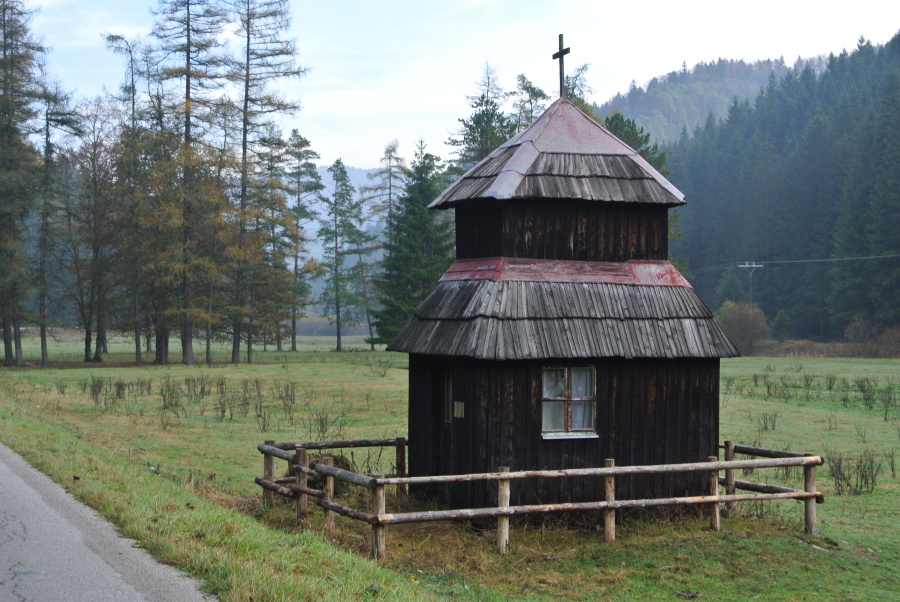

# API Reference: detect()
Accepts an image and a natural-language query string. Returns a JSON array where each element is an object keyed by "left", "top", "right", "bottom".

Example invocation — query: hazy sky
[{"left": 26, "top": 0, "right": 900, "bottom": 169}]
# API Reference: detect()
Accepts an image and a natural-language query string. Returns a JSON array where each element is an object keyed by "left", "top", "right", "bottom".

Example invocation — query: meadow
[{"left": 0, "top": 335, "right": 897, "bottom": 600}]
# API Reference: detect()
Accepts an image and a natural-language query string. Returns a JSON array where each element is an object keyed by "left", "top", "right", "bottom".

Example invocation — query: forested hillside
[
  {"left": 595, "top": 57, "right": 799, "bottom": 143},
  {"left": 666, "top": 34, "right": 900, "bottom": 341}
]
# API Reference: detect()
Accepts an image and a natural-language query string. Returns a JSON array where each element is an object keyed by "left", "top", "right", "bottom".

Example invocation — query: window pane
[
  {"left": 542, "top": 368, "right": 566, "bottom": 398},
  {"left": 570, "top": 400, "right": 593, "bottom": 430},
  {"left": 542, "top": 401, "right": 565, "bottom": 431},
  {"left": 571, "top": 368, "right": 593, "bottom": 398}
]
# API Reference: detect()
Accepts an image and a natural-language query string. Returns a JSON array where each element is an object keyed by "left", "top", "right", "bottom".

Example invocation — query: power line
[{"left": 691, "top": 254, "right": 900, "bottom": 274}]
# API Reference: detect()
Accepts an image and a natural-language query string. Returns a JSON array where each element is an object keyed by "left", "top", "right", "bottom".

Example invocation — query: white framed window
[{"left": 541, "top": 366, "right": 597, "bottom": 438}]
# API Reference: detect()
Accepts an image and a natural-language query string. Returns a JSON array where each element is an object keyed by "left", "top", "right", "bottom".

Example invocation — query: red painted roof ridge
[{"left": 440, "top": 257, "right": 691, "bottom": 287}]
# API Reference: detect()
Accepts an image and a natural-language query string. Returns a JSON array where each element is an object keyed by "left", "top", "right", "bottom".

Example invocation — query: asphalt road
[{"left": 0, "top": 442, "right": 214, "bottom": 601}]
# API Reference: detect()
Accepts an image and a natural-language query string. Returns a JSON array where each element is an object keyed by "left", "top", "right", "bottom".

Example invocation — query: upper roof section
[{"left": 430, "top": 98, "right": 685, "bottom": 209}]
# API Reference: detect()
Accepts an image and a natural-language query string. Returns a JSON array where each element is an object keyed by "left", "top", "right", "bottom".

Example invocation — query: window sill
[{"left": 541, "top": 432, "right": 599, "bottom": 440}]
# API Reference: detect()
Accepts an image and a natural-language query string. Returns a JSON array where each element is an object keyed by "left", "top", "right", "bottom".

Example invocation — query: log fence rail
[{"left": 255, "top": 438, "right": 823, "bottom": 560}]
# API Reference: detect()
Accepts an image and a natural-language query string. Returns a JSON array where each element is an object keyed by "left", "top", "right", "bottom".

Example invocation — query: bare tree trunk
[
  {"left": 133, "top": 289, "right": 142, "bottom": 366},
  {"left": 155, "top": 327, "right": 169, "bottom": 364},
  {"left": 93, "top": 281, "right": 106, "bottom": 362},
  {"left": 2, "top": 305, "right": 13, "bottom": 366},
  {"left": 246, "top": 282, "right": 255, "bottom": 364},
  {"left": 275, "top": 321, "right": 282, "bottom": 351},
  {"left": 356, "top": 251, "right": 376, "bottom": 351},
  {"left": 93, "top": 308, "right": 106, "bottom": 362},
  {"left": 12, "top": 315, "right": 23, "bottom": 367},
  {"left": 83, "top": 326, "right": 93, "bottom": 363},
  {"left": 39, "top": 288, "right": 49, "bottom": 367},
  {"left": 205, "top": 280, "right": 213, "bottom": 365}
]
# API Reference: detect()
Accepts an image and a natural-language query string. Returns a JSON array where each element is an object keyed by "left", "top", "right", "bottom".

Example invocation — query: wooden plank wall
[
  {"left": 408, "top": 355, "right": 720, "bottom": 509},
  {"left": 454, "top": 202, "right": 668, "bottom": 261}
]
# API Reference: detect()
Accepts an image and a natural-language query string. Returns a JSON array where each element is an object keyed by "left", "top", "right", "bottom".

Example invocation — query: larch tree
[
  {"left": 246, "top": 126, "right": 293, "bottom": 358},
  {"left": 152, "top": 0, "right": 229, "bottom": 364},
  {"left": 227, "top": 0, "right": 305, "bottom": 364},
  {"left": 0, "top": 0, "right": 41, "bottom": 367},
  {"left": 358, "top": 140, "right": 408, "bottom": 223}
]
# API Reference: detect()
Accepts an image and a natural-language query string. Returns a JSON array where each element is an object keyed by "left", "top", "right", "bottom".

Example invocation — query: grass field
[{"left": 0, "top": 339, "right": 897, "bottom": 600}]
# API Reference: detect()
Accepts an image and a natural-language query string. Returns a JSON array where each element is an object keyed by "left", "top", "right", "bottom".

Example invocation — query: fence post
[
  {"left": 724, "top": 440, "right": 736, "bottom": 518},
  {"left": 395, "top": 437, "right": 407, "bottom": 495},
  {"left": 708, "top": 456, "right": 720, "bottom": 532},
  {"left": 371, "top": 473, "right": 386, "bottom": 560},
  {"left": 263, "top": 439, "right": 274, "bottom": 509},
  {"left": 497, "top": 466, "right": 510, "bottom": 554},
  {"left": 804, "top": 464, "right": 817, "bottom": 536},
  {"left": 324, "top": 457, "right": 335, "bottom": 535},
  {"left": 604, "top": 459, "right": 615, "bottom": 543},
  {"left": 296, "top": 447, "right": 308, "bottom": 519}
]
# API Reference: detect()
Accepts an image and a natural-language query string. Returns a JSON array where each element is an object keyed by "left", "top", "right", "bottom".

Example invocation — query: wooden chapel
[{"left": 388, "top": 90, "right": 738, "bottom": 509}]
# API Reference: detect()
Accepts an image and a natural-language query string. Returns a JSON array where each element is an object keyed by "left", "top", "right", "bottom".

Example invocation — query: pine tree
[
  {"left": 511, "top": 74, "right": 549, "bottom": 131},
  {"left": 105, "top": 34, "right": 147, "bottom": 365},
  {"left": 865, "top": 74, "right": 900, "bottom": 323},
  {"left": 0, "top": 0, "right": 42, "bottom": 366},
  {"left": 34, "top": 75, "right": 80, "bottom": 367},
  {"left": 284, "top": 129, "right": 321, "bottom": 350},
  {"left": 318, "top": 159, "right": 365, "bottom": 352},
  {"left": 447, "top": 64, "right": 516, "bottom": 168},
  {"left": 371, "top": 141, "right": 454, "bottom": 344},
  {"left": 603, "top": 112, "right": 667, "bottom": 172}
]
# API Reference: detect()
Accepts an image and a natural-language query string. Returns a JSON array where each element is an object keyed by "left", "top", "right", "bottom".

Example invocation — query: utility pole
[{"left": 737, "top": 262, "right": 764, "bottom": 305}]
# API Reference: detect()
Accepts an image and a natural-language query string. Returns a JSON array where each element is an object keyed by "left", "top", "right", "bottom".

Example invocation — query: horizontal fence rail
[{"left": 255, "top": 438, "right": 823, "bottom": 560}]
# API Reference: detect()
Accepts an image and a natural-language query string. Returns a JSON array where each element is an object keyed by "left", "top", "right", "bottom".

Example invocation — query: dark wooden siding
[
  {"left": 408, "top": 354, "right": 720, "bottom": 509},
  {"left": 454, "top": 201, "right": 668, "bottom": 261},
  {"left": 455, "top": 203, "right": 502, "bottom": 259}
]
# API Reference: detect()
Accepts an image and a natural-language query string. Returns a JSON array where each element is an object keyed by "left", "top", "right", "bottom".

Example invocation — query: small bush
[
  {"left": 715, "top": 301, "right": 771, "bottom": 356},
  {"left": 825, "top": 447, "right": 882, "bottom": 495}
]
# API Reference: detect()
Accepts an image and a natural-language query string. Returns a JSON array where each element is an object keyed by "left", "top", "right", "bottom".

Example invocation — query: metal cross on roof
[{"left": 552, "top": 34, "right": 570, "bottom": 99}]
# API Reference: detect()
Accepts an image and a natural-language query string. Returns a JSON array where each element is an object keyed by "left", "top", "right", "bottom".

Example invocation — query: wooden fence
[{"left": 255, "top": 438, "right": 823, "bottom": 560}]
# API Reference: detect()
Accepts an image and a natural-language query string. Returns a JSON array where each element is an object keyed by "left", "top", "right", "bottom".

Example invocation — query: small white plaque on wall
[{"left": 453, "top": 401, "right": 465, "bottom": 419}]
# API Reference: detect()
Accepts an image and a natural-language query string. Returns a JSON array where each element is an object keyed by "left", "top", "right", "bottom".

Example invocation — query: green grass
[{"left": 0, "top": 345, "right": 898, "bottom": 600}]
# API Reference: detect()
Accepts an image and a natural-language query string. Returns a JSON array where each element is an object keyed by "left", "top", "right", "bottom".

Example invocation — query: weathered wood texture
[
  {"left": 429, "top": 99, "right": 685, "bottom": 209},
  {"left": 377, "top": 491, "right": 818, "bottom": 525},
  {"left": 271, "top": 438, "right": 402, "bottom": 451},
  {"left": 455, "top": 202, "right": 668, "bottom": 262},
  {"left": 408, "top": 355, "right": 720, "bottom": 509},
  {"left": 391, "top": 279, "right": 737, "bottom": 360}
]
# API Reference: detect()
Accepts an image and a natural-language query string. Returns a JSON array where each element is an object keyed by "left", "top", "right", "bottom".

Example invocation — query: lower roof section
[{"left": 388, "top": 259, "right": 738, "bottom": 361}]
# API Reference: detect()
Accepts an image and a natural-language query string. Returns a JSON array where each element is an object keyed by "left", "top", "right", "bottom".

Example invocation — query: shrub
[{"left": 715, "top": 301, "right": 771, "bottom": 356}]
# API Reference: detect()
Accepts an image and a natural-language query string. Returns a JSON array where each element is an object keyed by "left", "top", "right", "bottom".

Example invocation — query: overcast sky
[{"left": 26, "top": 0, "right": 900, "bottom": 169}]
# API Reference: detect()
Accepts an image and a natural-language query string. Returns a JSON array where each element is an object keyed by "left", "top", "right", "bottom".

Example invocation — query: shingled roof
[
  {"left": 429, "top": 98, "right": 685, "bottom": 209},
  {"left": 388, "top": 259, "right": 738, "bottom": 360}
]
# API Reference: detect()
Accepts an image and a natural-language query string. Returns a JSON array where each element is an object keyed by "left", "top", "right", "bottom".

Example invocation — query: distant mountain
[{"left": 594, "top": 57, "right": 827, "bottom": 144}]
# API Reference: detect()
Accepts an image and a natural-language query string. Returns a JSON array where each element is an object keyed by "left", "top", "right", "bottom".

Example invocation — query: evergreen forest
[{"left": 663, "top": 35, "right": 900, "bottom": 342}]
